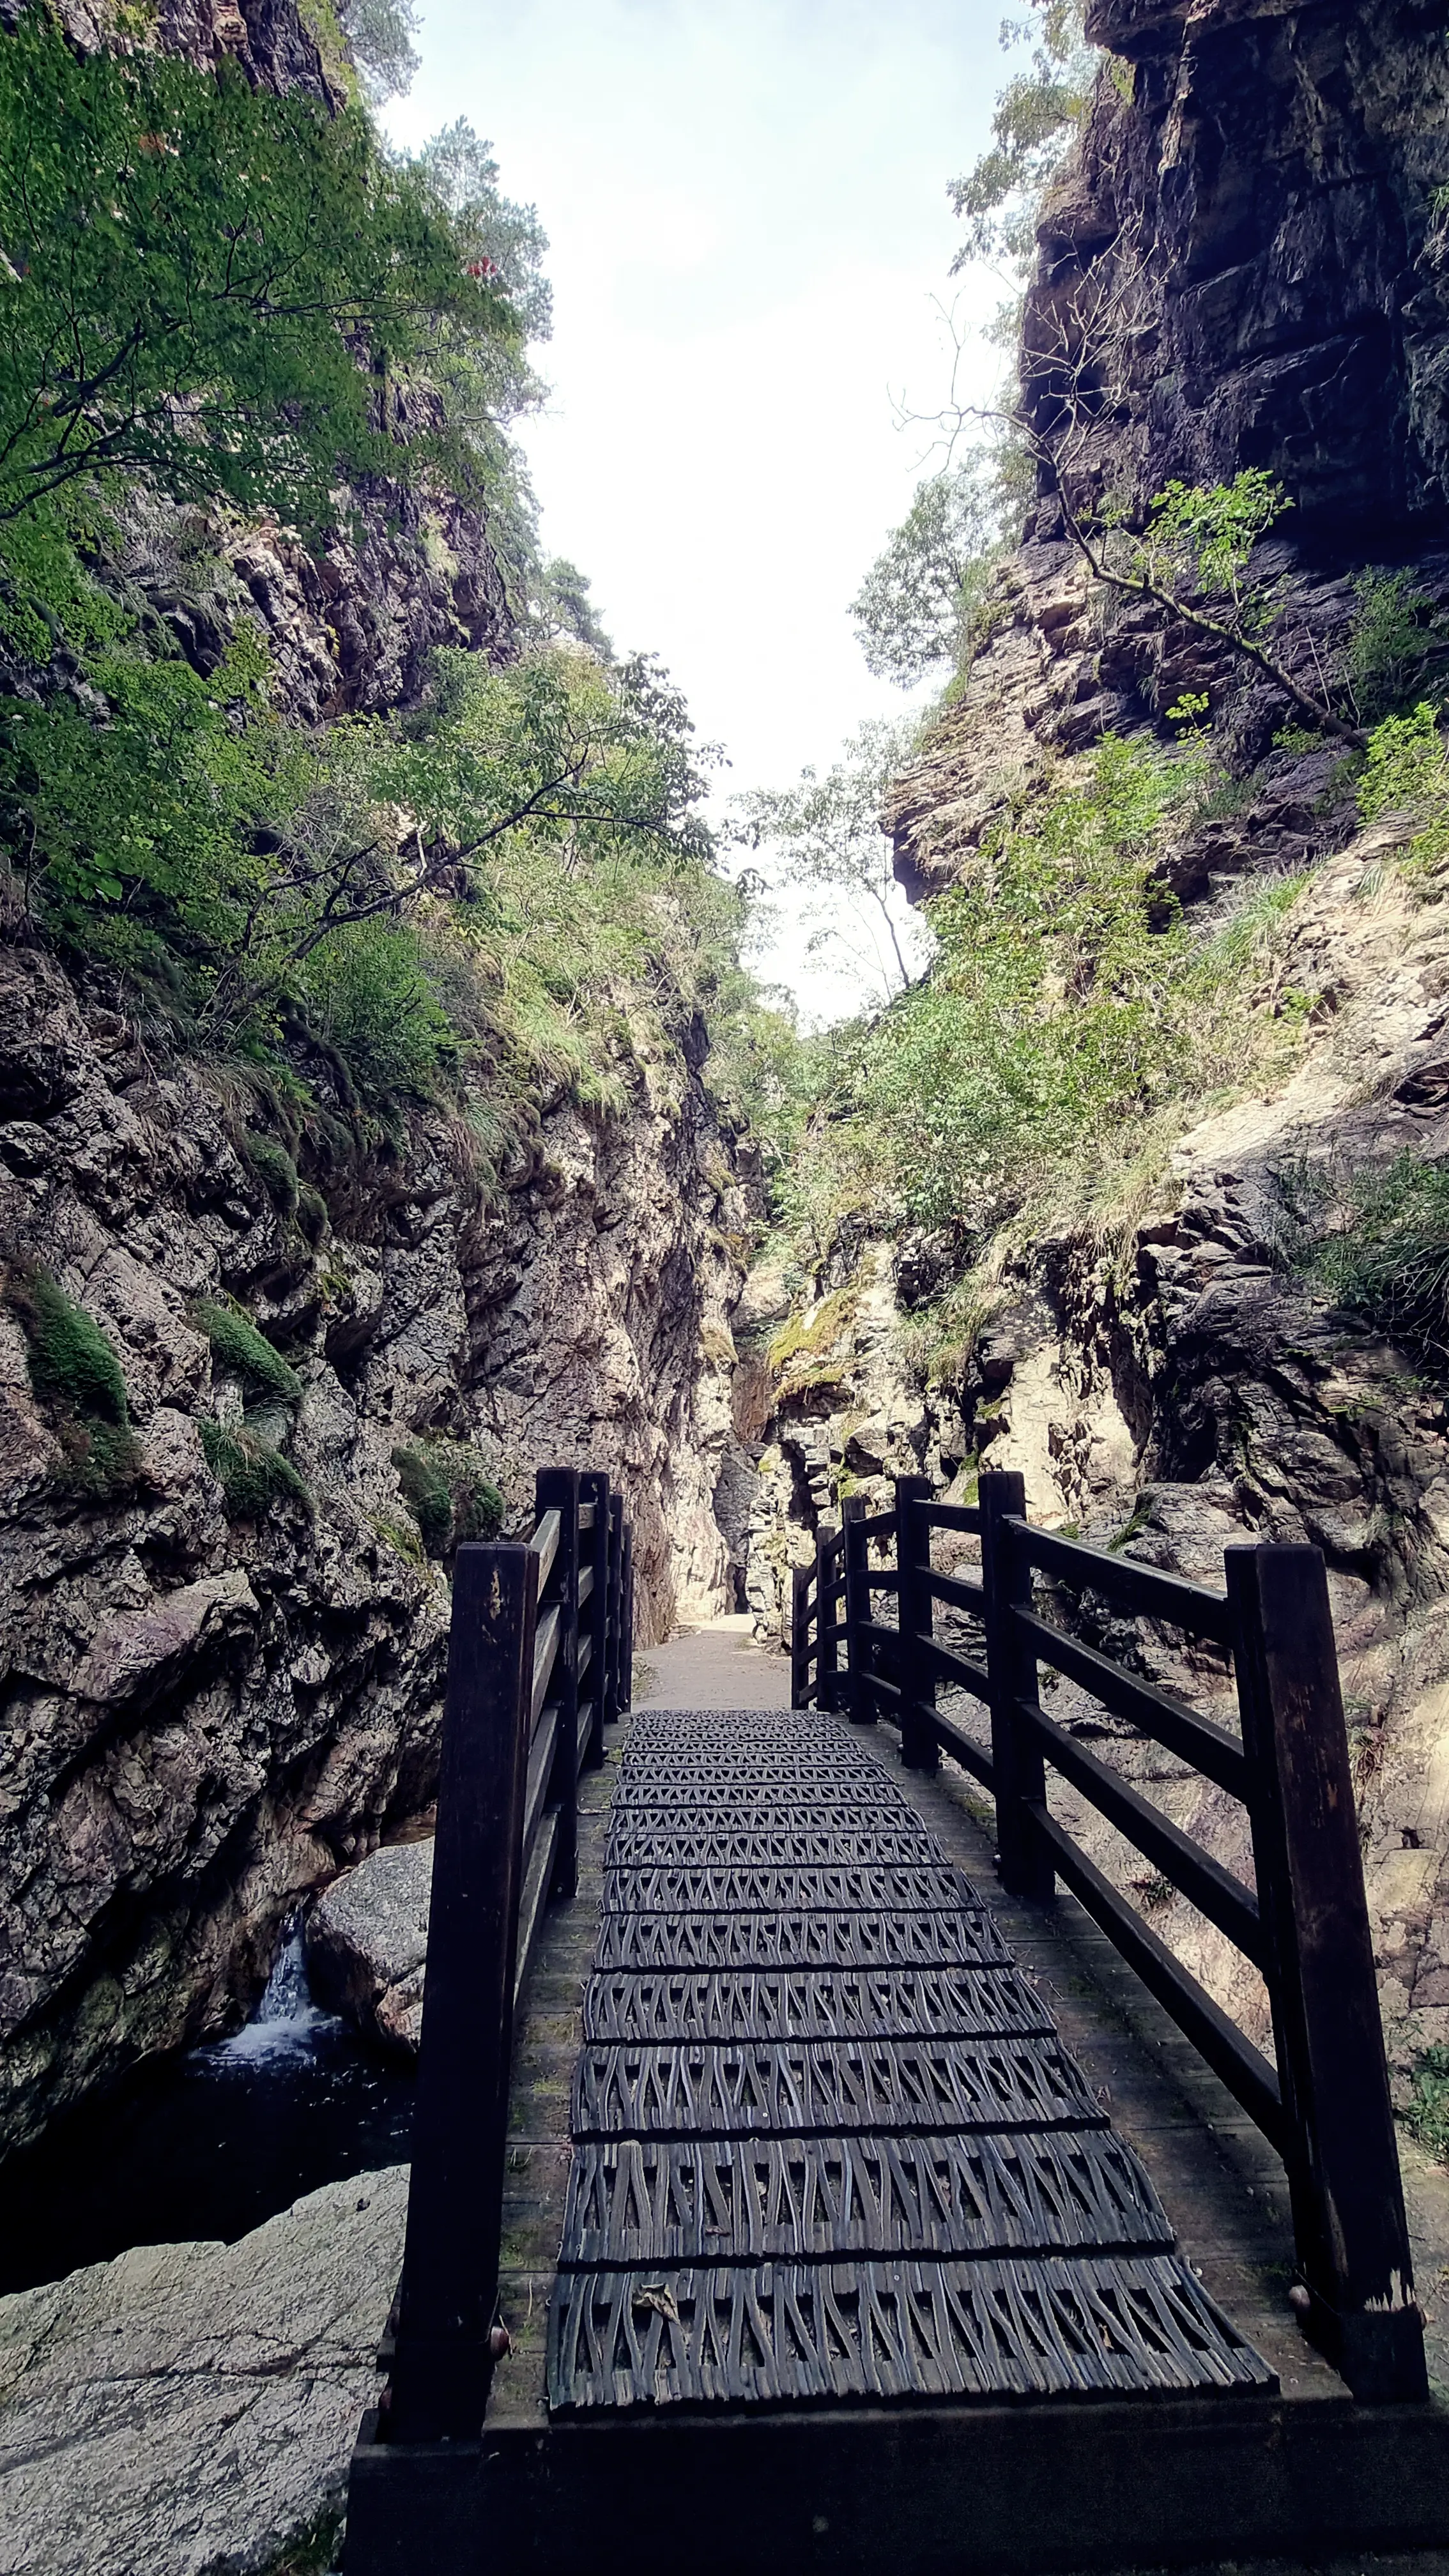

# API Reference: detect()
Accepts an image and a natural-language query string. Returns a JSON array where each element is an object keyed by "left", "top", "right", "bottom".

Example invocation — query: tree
[
  {"left": 0, "top": 17, "right": 516, "bottom": 544},
  {"left": 948, "top": 2, "right": 1094, "bottom": 289},
  {"left": 737, "top": 723, "right": 934, "bottom": 1009},
  {"left": 342, "top": 0, "right": 422, "bottom": 104},
  {"left": 852, "top": 452, "right": 1013, "bottom": 686}
]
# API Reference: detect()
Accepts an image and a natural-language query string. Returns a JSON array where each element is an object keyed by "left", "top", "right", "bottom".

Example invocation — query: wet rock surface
[
  {"left": 0, "top": 2164, "right": 406, "bottom": 2576},
  {"left": 307, "top": 1842, "right": 433, "bottom": 2055}
]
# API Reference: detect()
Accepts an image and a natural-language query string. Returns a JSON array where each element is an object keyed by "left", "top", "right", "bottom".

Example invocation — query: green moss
[
  {"left": 392, "top": 1437, "right": 504, "bottom": 1558},
  {"left": 256, "top": 2505, "right": 344, "bottom": 2576},
  {"left": 366, "top": 1509, "right": 426, "bottom": 1568},
  {"left": 199, "top": 1418, "right": 312, "bottom": 1520},
  {"left": 243, "top": 1130, "right": 300, "bottom": 1219},
  {"left": 4, "top": 1262, "right": 141, "bottom": 1498},
  {"left": 193, "top": 1300, "right": 303, "bottom": 1407},
  {"left": 768, "top": 1287, "right": 859, "bottom": 1400},
  {"left": 296, "top": 1181, "right": 329, "bottom": 1248},
  {"left": 1406, "top": 2045, "right": 1449, "bottom": 2163}
]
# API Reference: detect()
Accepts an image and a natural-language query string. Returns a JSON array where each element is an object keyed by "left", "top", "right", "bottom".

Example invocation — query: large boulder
[
  {"left": 307, "top": 1842, "right": 433, "bottom": 2054},
  {"left": 0, "top": 2164, "right": 407, "bottom": 2576}
]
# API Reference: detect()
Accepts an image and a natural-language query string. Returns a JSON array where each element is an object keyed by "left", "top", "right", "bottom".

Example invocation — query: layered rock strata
[{"left": 744, "top": 0, "right": 1449, "bottom": 2094}]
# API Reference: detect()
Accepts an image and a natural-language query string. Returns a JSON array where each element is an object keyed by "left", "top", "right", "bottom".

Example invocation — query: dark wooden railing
[
  {"left": 791, "top": 1468, "right": 1427, "bottom": 2405},
  {"left": 385, "top": 1468, "right": 634, "bottom": 2444}
]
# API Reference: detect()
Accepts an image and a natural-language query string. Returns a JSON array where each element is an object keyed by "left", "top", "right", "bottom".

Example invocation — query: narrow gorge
[{"left": 2, "top": 0, "right": 1449, "bottom": 2568}]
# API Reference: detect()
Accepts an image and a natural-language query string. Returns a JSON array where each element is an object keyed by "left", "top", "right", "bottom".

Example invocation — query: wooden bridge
[{"left": 346, "top": 1471, "right": 1449, "bottom": 2575}]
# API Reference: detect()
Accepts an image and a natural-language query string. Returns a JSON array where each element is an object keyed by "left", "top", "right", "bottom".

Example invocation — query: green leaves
[
  {"left": 1136, "top": 471, "right": 1291, "bottom": 612},
  {"left": 0, "top": 13, "right": 518, "bottom": 539}
]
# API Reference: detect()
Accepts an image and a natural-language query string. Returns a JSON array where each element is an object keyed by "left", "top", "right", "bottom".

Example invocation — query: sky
[{"left": 383, "top": 0, "right": 1010, "bottom": 1017}]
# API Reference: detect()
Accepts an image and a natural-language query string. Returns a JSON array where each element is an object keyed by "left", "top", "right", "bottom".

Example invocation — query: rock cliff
[
  {"left": 0, "top": 0, "right": 748, "bottom": 2152},
  {"left": 742, "top": 0, "right": 1449, "bottom": 2094}
]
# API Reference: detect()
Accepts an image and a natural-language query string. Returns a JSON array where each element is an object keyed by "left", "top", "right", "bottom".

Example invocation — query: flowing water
[{"left": 2, "top": 1918, "right": 415, "bottom": 2297}]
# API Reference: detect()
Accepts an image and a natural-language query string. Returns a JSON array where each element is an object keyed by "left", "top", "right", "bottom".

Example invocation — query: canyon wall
[
  {"left": 741, "top": 0, "right": 1449, "bottom": 2088},
  {"left": 0, "top": 0, "right": 746, "bottom": 2151}
]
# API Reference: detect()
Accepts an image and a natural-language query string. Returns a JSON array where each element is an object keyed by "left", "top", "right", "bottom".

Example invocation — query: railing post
[
  {"left": 895, "top": 1473, "right": 937, "bottom": 1771},
  {"left": 621, "top": 1522, "right": 634, "bottom": 1712},
  {"left": 535, "top": 1466, "right": 581, "bottom": 1901},
  {"left": 790, "top": 1563, "right": 812, "bottom": 1708},
  {"left": 387, "top": 1542, "right": 537, "bottom": 2442},
  {"left": 604, "top": 1494, "right": 623, "bottom": 1728},
  {"left": 979, "top": 1470, "right": 1053, "bottom": 1899},
  {"left": 816, "top": 1524, "right": 839, "bottom": 1713},
  {"left": 579, "top": 1471, "right": 610, "bottom": 1767},
  {"left": 841, "top": 1491, "right": 873, "bottom": 1724},
  {"left": 1226, "top": 1544, "right": 1427, "bottom": 2402}
]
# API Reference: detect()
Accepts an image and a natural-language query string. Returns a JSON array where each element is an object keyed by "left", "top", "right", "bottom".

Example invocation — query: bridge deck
[{"left": 543, "top": 1708, "right": 1274, "bottom": 2414}]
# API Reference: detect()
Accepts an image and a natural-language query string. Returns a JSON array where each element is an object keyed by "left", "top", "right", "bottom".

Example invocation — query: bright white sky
[{"left": 384, "top": 0, "right": 1009, "bottom": 1017}]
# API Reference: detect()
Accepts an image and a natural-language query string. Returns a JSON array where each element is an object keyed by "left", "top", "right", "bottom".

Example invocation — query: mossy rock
[
  {"left": 768, "top": 1288, "right": 859, "bottom": 1394},
  {"left": 199, "top": 1418, "right": 312, "bottom": 1520},
  {"left": 193, "top": 1299, "right": 303, "bottom": 1407},
  {"left": 392, "top": 1436, "right": 504, "bottom": 1558},
  {"left": 242, "top": 1130, "right": 300, "bottom": 1219},
  {"left": 3, "top": 1262, "right": 142, "bottom": 1499}
]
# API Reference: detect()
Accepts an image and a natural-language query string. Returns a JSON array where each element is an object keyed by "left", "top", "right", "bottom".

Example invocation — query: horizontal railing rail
[
  {"left": 790, "top": 1468, "right": 1425, "bottom": 2405},
  {"left": 385, "top": 1464, "right": 634, "bottom": 2446}
]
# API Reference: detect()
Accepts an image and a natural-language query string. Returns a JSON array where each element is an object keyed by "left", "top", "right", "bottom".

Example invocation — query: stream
[{"left": 3, "top": 1920, "right": 415, "bottom": 2297}]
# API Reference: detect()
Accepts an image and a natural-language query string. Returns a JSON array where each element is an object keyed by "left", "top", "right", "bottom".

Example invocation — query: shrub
[
  {"left": 296, "top": 1182, "right": 330, "bottom": 1248},
  {"left": 199, "top": 1418, "right": 312, "bottom": 1520},
  {"left": 193, "top": 1301, "right": 303, "bottom": 1407},
  {"left": 1406, "top": 2044, "right": 1449, "bottom": 2161},
  {"left": 243, "top": 1132, "right": 300, "bottom": 1218},
  {"left": 392, "top": 1437, "right": 504, "bottom": 1556},
  {"left": 1281, "top": 1152, "right": 1449, "bottom": 1359},
  {"left": 3, "top": 1262, "right": 141, "bottom": 1498}
]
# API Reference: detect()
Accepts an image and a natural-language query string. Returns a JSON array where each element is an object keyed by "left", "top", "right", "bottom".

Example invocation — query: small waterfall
[{"left": 209, "top": 1913, "right": 339, "bottom": 2066}]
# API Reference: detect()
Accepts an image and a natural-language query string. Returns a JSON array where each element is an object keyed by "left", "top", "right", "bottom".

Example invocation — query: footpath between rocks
[{"left": 0, "top": 1620, "right": 784, "bottom": 2576}]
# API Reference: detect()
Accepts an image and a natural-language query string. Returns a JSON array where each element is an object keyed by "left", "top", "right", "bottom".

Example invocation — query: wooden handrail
[
  {"left": 790, "top": 1464, "right": 1426, "bottom": 2402},
  {"left": 385, "top": 1462, "right": 636, "bottom": 2444}
]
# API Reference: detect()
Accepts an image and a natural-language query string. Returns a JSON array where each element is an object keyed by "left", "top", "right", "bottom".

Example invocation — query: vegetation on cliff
[
  {"left": 0, "top": 4, "right": 765, "bottom": 1209},
  {"left": 751, "top": 0, "right": 1449, "bottom": 1397}
]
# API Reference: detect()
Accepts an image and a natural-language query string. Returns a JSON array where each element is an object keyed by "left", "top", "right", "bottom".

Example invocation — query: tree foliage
[
  {"left": 737, "top": 723, "right": 933, "bottom": 1007},
  {"left": 949, "top": 3, "right": 1094, "bottom": 283},
  {"left": 851, "top": 454, "right": 1013, "bottom": 686},
  {"left": 0, "top": 14, "right": 516, "bottom": 548}
]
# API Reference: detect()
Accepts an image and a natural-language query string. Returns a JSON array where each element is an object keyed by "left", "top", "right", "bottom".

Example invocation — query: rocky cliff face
[
  {"left": 0, "top": 0, "right": 747, "bottom": 2152},
  {"left": 742, "top": 0, "right": 1449, "bottom": 2094},
  {"left": 0, "top": 930, "right": 743, "bottom": 2153}
]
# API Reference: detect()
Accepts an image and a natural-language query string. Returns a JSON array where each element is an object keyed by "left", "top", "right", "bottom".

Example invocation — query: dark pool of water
[{"left": 1, "top": 1926, "right": 415, "bottom": 2296}]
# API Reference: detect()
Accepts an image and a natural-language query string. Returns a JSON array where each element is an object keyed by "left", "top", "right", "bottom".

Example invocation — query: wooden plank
[
  {"left": 1015, "top": 1607, "right": 1248, "bottom": 1799},
  {"left": 387, "top": 1542, "right": 537, "bottom": 2442},
  {"left": 579, "top": 1471, "right": 610, "bottom": 1768},
  {"left": 924, "top": 1567, "right": 986, "bottom": 1617},
  {"left": 529, "top": 1508, "right": 562, "bottom": 1590},
  {"left": 537, "top": 1467, "right": 581, "bottom": 1901},
  {"left": 917, "top": 1634, "right": 990, "bottom": 1701},
  {"left": 923, "top": 1501, "right": 981, "bottom": 1535},
  {"left": 931, "top": 1707, "right": 995, "bottom": 1791},
  {"left": 791, "top": 1564, "right": 813, "bottom": 1710},
  {"left": 816, "top": 1524, "right": 840, "bottom": 1716},
  {"left": 523, "top": 1703, "right": 562, "bottom": 1864},
  {"left": 843, "top": 1494, "right": 873, "bottom": 1727},
  {"left": 1008, "top": 1519, "right": 1233, "bottom": 1647},
  {"left": 514, "top": 1811, "right": 561, "bottom": 2008},
  {"left": 1016, "top": 1699, "right": 1264, "bottom": 1965},
  {"left": 1028, "top": 1804, "right": 1284, "bottom": 2149},
  {"left": 1227, "top": 1545, "right": 1427, "bottom": 2403},
  {"left": 896, "top": 1475, "right": 938, "bottom": 1775},
  {"left": 530, "top": 1603, "right": 562, "bottom": 1731},
  {"left": 981, "top": 1473, "right": 1053, "bottom": 1900}
]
